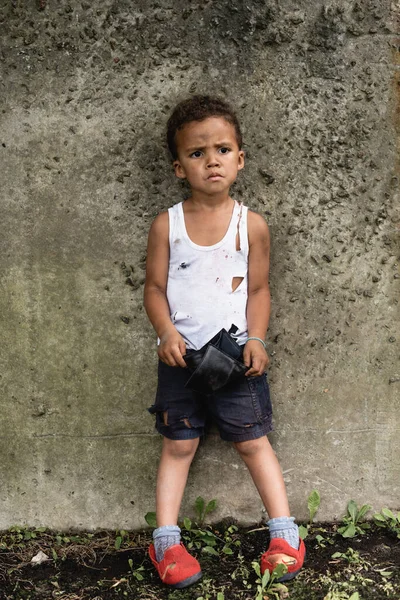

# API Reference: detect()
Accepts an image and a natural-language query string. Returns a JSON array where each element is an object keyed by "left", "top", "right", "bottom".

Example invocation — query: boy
[{"left": 144, "top": 96, "right": 305, "bottom": 589}]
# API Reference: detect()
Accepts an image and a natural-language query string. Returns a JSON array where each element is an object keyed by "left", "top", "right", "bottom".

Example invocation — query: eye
[
  {"left": 219, "top": 147, "right": 230, "bottom": 154},
  {"left": 190, "top": 150, "right": 202, "bottom": 158}
]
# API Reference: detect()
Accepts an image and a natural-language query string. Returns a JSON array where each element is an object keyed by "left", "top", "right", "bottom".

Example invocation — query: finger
[
  {"left": 245, "top": 368, "right": 257, "bottom": 377},
  {"left": 159, "top": 349, "right": 178, "bottom": 367},
  {"left": 243, "top": 348, "right": 251, "bottom": 368},
  {"left": 171, "top": 348, "right": 187, "bottom": 369},
  {"left": 179, "top": 339, "right": 187, "bottom": 356}
]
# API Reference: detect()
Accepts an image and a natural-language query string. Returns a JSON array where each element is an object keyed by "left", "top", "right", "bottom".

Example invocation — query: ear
[
  {"left": 173, "top": 160, "right": 186, "bottom": 179},
  {"left": 237, "top": 150, "right": 245, "bottom": 171}
]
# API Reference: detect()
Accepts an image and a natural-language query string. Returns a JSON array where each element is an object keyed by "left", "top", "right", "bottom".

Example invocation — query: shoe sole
[
  {"left": 171, "top": 570, "right": 202, "bottom": 589},
  {"left": 276, "top": 568, "right": 300, "bottom": 582}
]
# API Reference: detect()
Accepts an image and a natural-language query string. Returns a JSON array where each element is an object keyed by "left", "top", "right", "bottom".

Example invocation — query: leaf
[
  {"left": 195, "top": 497, "right": 205, "bottom": 521},
  {"left": 357, "top": 504, "right": 372, "bottom": 521},
  {"left": 217, "top": 593, "right": 225, "bottom": 600},
  {"left": 348, "top": 593, "right": 360, "bottom": 600},
  {"left": 183, "top": 517, "right": 192, "bottom": 531},
  {"left": 308, "top": 489, "right": 321, "bottom": 521},
  {"left": 381, "top": 507, "right": 395, "bottom": 520},
  {"left": 261, "top": 569, "right": 270, "bottom": 588},
  {"left": 144, "top": 512, "right": 157, "bottom": 528},
  {"left": 205, "top": 499, "right": 217, "bottom": 516},
  {"left": 298, "top": 524, "right": 308, "bottom": 540},
  {"left": 342, "top": 523, "right": 356, "bottom": 538},
  {"left": 252, "top": 560, "right": 261, "bottom": 577},
  {"left": 272, "top": 563, "right": 288, "bottom": 580},
  {"left": 201, "top": 545, "right": 219, "bottom": 556},
  {"left": 347, "top": 500, "right": 358, "bottom": 522},
  {"left": 222, "top": 545, "right": 233, "bottom": 554},
  {"left": 373, "top": 514, "right": 386, "bottom": 522},
  {"left": 115, "top": 536, "right": 122, "bottom": 550}
]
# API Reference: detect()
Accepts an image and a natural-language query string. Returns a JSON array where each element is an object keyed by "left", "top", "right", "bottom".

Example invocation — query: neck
[{"left": 187, "top": 190, "right": 233, "bottom": 210}]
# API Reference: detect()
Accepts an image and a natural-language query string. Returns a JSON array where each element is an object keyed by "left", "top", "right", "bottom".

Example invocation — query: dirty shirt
[{"left": 166, "top": 200, "right": 249, "bottom": 350}]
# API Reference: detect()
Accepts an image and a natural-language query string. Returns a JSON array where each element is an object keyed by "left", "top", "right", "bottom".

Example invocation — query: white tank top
[{"left": 166, "top": 200, "right": 249, "bottom": 350}]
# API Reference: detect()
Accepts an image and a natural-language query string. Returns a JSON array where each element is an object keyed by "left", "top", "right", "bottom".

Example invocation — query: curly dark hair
[{"left": 166, "top": 95, "right": 243, "bottom": 160}]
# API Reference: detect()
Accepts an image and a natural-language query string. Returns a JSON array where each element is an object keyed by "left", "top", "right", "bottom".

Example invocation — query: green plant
[
  {"left": 145, "top": 497, "right": 233, "bottom": 557},
  {"left": 127, "top": 559, "right": 145, "bottom": 581},
  {"left": 251, "top": 561, "right": 289, "bottom": 600},
  {"left": 373, "top": 507, "right": 400, "bottom": 538},
  {"left": 323, "top": 592, "right": 360, "bottom": 600},
  {"left": 181, "top": 515, "right": 220, "bottom": 555},
  {"left": 315, "top": 532, "right": 335, "bottom": 548},
  {"left": 115, "top": 529, "right": 129, "bottom": 550},
  {"left": 299, "top": 489, "right": 321, "bottom": 539},
  {"left": 337, "top": 500, "right": 372, "bottom": 538},
  {"left": 332, "top": 548, "right": 364, "bottom": 565},
  {"left": 194, "top": 496, "right": 217, "bottom": 526}
]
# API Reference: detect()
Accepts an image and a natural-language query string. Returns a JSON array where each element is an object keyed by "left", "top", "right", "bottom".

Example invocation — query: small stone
[
  {"left": 120, "top": 316, "right": 130, "bottom": 324},
  {"left": 388, "top": 336, "right": 396, "bottom": 343}
]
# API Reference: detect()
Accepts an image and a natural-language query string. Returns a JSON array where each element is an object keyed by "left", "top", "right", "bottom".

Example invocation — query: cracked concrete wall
[{"left": 0, "top": 0, "right": 399, "bottom": 530}]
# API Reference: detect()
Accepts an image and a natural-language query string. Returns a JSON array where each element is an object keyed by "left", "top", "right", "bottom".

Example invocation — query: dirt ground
[{"left": 0, "top": 522, "right": 399, "bottom": 600}]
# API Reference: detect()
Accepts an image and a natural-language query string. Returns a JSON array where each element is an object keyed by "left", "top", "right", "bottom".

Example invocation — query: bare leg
[
  {"left": 234, "top": 436, "right": 296, "bottom": 565},
  {"left": 156, "top": 437, "right": 200, "bottom": 527}
]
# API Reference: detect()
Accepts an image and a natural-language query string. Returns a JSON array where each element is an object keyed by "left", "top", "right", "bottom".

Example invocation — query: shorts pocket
[{"left": 248, "top": 373, "right": 272, "bottom": 424}]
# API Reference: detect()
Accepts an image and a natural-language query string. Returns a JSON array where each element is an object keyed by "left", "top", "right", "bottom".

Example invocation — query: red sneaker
[
  {"left": 261, "top": 538, "right": 306, "bottom": 582},
  {"left": 149, "top": 542, "right": 202, "bottom": 588}
]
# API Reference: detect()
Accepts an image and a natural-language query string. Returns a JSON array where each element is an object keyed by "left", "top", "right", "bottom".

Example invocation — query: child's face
[{"left": 173, "top": 117, "right": 244, "bottom": 197}]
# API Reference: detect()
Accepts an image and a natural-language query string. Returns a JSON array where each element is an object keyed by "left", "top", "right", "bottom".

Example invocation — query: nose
[{"left": 206, "top": 152, "right": 220, "bottom": 168}]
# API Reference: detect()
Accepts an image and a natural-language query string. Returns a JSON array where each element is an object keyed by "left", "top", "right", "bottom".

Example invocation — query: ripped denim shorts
[{"left": 148, "top": 359, "right": 273, "bottom": 442}]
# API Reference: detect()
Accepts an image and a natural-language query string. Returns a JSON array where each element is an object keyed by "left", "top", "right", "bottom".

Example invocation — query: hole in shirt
[
  {"left": 163, "top": 411, "right": 169, "bottom": 426},
  {"left": 182, "top": 418, "right": 192, "bottom": 429},
  {"left": 232, "top": 276, "right": 244, "bottom": 291}
]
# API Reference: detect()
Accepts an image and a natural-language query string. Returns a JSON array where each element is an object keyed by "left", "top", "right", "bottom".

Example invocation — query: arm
[
  {"left": 243, "top": 211, "right": 271, "bottom": 376},
  {"left": 143, "top": 212, "right": 187, "bottom": 367}
]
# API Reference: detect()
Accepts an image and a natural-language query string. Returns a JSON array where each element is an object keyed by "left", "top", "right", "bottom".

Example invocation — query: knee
[
  {"left": 163, "top": 438, "right": 199, "bottom": 460},
  {"left": 233, "top": 437, "right": 264, "bottom": 458}
]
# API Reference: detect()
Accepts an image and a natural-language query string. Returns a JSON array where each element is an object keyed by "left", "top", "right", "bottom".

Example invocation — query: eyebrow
[{"left": 186, "top": 141, "right": 233, "bottom": 152}]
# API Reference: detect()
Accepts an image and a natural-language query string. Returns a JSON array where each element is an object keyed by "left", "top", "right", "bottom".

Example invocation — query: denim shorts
[{"left": 148, "top": 360, "right": 273, "bottom": 442}]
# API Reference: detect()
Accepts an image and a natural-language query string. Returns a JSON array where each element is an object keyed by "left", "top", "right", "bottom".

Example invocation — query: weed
[
  {"left": 115, "top": 529, "right": 129, "bottom": 550},
  {"left": 127, "top": 558, "right": 145, "bottom": 581},
  {"left": 323, "top": 592, "right": 360, "bottom": 600},
  {"left": 230, "top": 552, "right": 252, "bottom": 590},
  {"left": 144, "top": 497, "right": 238, "bottom": 558},
  {"left": 373, "top": 507, "right": 400, "bottom": 538},
  {"left": 194, "top": 496, "right": 217, "bottom": 526},
  {"left": 331, "top": 548, "right": 367, "bottom": 566},
  {"left": 299, "top": 489, "right": 321, "bottom": 540},
  {"left": 337, "top": 500, "right": 372, "bottom": 538},
  {"left": 252, "top": 560, "right": 289, "bottom": 600}
]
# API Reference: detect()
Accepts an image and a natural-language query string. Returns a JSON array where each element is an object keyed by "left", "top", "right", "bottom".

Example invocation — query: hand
[
  {"left": 158, "top": 328, "right": 187, "bottom": 368},
  {"left": 243, "top": 340, "right": 269, "bottom": 377}
]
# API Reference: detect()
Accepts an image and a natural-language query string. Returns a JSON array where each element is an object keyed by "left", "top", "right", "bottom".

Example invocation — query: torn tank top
[{"left": 166, "top": 200, "right": 249, "bottom": 350}]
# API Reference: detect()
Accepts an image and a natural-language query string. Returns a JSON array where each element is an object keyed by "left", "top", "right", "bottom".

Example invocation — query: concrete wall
[{"left": 0, "top": 0, "right": 398, "bottom": 530}]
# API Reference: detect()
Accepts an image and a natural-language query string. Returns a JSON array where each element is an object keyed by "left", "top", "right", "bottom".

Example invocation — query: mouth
[{"left": 207, "top": 173, "right": 223, "bottom": 181}]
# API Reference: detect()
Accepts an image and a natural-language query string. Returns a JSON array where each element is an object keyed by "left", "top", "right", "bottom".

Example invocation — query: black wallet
[{"left": 183, "top": 325, "right": 247, "bottom": 394}]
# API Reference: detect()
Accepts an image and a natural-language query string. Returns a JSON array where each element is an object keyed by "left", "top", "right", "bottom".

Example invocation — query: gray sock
[
  {"left": 153, "top": 525, "right": 181, "bottom": 562},
  {"left": 267, "top": 516, "right": 299, "bottom": 550}
]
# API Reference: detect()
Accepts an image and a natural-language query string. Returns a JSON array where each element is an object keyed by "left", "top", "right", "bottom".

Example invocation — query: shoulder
[
  {"left": 148, "top": 210, "right": 169, "bottom": 237},
  {"left": 247, "top": 209, "right": 270, "bottom": 245}
]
